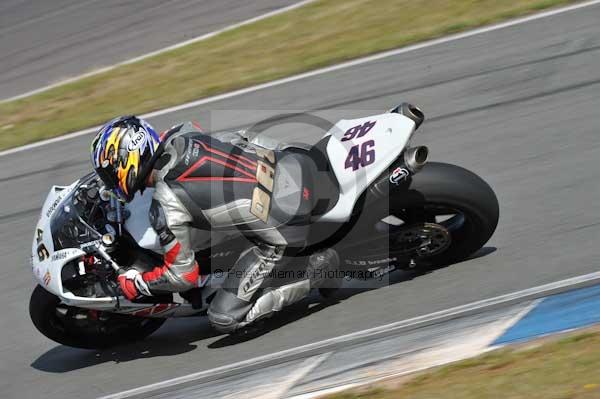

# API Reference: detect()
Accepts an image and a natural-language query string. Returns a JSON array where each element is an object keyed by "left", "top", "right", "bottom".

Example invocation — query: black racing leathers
[{"left": 143, "top": 123, "right": 332, "bottom": 331}]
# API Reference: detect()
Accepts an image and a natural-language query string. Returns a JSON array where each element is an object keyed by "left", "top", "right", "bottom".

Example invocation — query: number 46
[{"left": 345, "top": 140, "right": 375, "bottom": 171}]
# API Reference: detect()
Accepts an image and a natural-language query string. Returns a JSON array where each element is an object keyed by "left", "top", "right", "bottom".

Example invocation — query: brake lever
[{"left": 92, "top": 242, "right": 125, "bottom": 308}]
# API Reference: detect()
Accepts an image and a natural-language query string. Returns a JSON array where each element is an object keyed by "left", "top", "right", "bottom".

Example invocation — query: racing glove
[{"left": 118, "top": 269, "right": 152, "bottom": 300}]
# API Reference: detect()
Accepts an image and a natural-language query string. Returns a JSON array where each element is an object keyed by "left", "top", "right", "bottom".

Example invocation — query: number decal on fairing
[
  {"left": 345, "top": 140, "right": 375, "bottom": 171},
  {"left": 37, "top": 244, "right": 49, "bottom": 262},
  {"left": 342, "top": 121, "right": 377, "bottom": 171},
  {"left": 341, "top": 121, "right": 376, "bottom": 142}
]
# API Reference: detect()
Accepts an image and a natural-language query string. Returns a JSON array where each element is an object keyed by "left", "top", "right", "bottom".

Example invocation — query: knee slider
[{"left": 207, "top": 290, "right": 253, "bottom": 332}]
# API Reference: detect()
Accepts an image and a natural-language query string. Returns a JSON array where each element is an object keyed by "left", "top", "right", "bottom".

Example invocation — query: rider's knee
[{"left": 207, "top": 289, "right": 252, "bottom": 333}]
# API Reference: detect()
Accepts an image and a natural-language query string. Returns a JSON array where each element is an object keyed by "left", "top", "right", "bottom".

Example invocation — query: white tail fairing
[{"left": 319, "top": 113, "right": 416, "bottom": 222}]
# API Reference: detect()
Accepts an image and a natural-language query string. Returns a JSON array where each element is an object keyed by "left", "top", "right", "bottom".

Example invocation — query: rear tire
[
  {"left": 343, "top": 162, "right": 499, "bottom": 268},
  {"left": 29, "top": 285, "right": 166, "bottom": 349},
  {"left": 405, "top": 162, "right": 499, "bottom": 265}
]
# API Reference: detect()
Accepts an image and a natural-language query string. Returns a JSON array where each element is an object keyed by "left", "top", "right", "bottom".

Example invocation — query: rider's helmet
[{"left": 91, "top": 116, "right": 160, "bottom": 201}]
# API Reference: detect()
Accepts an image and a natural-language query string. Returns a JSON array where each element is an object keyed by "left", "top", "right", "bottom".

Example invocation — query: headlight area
[
  {"left": 50, "top": 174, "right": 110, "bottom": 251},
  {"left": 51, "top": 206, "right": 99, "bottom": 251}
]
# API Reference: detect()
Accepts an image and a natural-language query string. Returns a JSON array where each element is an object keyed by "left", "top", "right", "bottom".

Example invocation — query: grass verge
[
  {"left": 0, "top": 0, "right": 580, "bottom": 150},
  {"left": 326, "top": 329, "right": 600, "bottom": 399}
]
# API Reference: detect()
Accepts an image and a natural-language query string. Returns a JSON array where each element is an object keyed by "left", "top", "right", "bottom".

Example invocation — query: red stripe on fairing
[
  {"left": 177, "top": 155, "right": 257, "bottom": 183},
  {"left": 198, "top": 141, "right": 257, "bottom": 169},
  {"left": 132, "top": 303, "right": 180, "bottom": 317}
]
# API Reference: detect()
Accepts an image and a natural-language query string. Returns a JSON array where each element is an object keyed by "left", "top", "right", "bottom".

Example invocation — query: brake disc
[{"left": 392, "top": 222, "right": 451, "bottom": 258}]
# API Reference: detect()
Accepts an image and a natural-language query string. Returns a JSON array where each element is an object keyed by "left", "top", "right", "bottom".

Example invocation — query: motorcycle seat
[{"left": 269, "top": 136, "right": 340, "bottom": 225}]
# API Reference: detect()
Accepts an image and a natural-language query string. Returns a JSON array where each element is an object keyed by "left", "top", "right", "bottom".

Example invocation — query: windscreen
[{"left": 50, "top": 173, "right": 104, "bottom": 250}]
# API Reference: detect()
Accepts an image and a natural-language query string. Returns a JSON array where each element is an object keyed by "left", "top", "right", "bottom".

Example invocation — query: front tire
[{"left": 29, "top": 285, "right": 166, "bottom": 349}]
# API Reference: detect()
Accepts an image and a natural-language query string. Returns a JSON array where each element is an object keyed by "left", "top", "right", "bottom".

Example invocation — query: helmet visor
[
  {"left": 93, "top": 164, "right": 128, "bottom": 202},
  {"left": 94, "top": 166, "right": 127, "bottom": 202},
  {"left": 94, "top": 163, "right": 118, "bottom": 189}
]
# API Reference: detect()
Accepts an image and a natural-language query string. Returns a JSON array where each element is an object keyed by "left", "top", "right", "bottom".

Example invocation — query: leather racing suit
[{"left": 143, "top": 122, "right": 338, "bottom": 332}]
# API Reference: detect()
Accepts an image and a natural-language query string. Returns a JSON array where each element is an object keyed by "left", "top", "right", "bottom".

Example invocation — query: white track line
[
  {"left": 290, "top": 302, "right": 542, "bottom": 399},
  {"left": 0, "top": 0, "right": 318, "bottom": 104},
  {"left": 2, "top": 0, "right": 600, "bottom": 158},
  {"left": 268, "top": 353, "right": 330, "bottom": 399},
  {"left": 98, "top": 270, "right": 600, "bottom": 399}
]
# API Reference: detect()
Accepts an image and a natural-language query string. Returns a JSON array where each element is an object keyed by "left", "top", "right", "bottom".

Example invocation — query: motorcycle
[{"left": 29, "top": 104, "right": 499, "bottom": 349}]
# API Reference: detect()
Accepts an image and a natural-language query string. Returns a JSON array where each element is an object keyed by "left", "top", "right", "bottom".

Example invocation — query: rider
[{"left": 91, "top": 115, "right": 339, "bottom": 333}]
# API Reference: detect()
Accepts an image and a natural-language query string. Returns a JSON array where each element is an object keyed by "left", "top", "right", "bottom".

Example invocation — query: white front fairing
[
  {"left": 30, "top": 182, "right": 139, "bottom": 309},
  {"left": 30, "top": 179, "right": 213, "bottom": 316},
  {"left": 30, "top": 181, "right": 119, "bottom": 308},
  {"left": 31, "top": 182, "right": 78, "bottom": 297},
  {"left": 319, "top": 113, "right": 416, "bottom": 222}
]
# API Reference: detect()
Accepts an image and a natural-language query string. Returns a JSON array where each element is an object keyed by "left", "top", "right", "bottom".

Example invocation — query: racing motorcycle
[{"left": 29, "top": 104, "right": 499, "bottom": 349}]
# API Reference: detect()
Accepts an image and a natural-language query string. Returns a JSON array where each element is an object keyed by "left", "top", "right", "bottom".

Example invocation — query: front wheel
[
  {"left": 346, "top": 162, "right": 499, "bottom": 268},
  {"left": 29, "top": 285, "right": 166, "bottom": 349}
]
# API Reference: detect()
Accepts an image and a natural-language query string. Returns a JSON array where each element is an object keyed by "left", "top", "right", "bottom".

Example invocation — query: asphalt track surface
[
  {"left": 0, "top": 0, "right": 299, "bottom": 100},
  {"left": 1, "top": 4, "right": 600, "bottom": 398}
]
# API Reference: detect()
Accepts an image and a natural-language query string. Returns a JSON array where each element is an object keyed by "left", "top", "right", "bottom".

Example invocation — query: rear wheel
[
  {"left": 29, "top": 285, "right": 166, "bottom": 349},
  {"left": 343, "top": 162, "right": 499, "bottom": 271}
]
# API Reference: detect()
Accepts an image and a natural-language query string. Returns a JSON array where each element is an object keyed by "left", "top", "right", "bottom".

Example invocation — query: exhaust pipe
[
  {"left": 403, "top": 146, "right": 429, "bottom": 173},
  {"left": 368, "top": 145, "right": 429, "bottom": 200},
  {"left": 390, "top": 103, "right": 425, "bottom": 130}
]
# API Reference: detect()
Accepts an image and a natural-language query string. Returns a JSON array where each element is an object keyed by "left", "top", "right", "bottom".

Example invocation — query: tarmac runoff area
[{"left": 100, "top": 276, "right": 600, "bottom": 399}]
